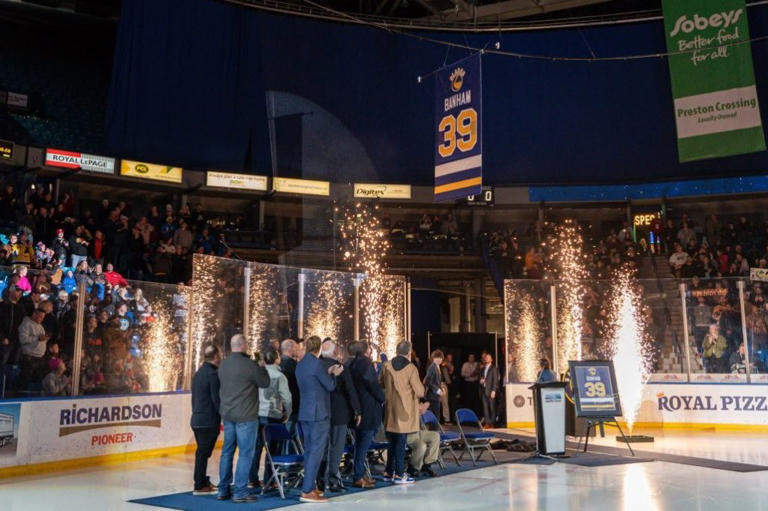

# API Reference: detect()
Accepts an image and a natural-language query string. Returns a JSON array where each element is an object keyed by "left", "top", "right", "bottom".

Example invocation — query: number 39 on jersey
[{"left": 434, "top": 54, "right": 483, "bottom": 203}]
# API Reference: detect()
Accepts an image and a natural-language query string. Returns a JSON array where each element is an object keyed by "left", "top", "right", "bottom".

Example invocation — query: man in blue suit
[{"left": 296, "top": 335, "right": 343, "bottom": 503}]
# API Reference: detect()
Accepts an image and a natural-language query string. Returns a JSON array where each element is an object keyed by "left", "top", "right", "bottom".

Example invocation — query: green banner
[{"left": 662, "top": 0, "right": 765, "bottom": 162}]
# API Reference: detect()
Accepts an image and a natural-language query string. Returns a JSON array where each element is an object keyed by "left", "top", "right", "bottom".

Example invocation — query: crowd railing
[{"left": 504, "top": 276, "right": 765, "bottom": 384}]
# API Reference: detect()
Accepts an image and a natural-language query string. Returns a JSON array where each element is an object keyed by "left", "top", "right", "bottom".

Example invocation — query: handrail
[
  {"left": 648, "top": 250, "right": 684, "bottom": 372},
  {"left": 479, "top": 233, "right": 505, "bottom": 301}
]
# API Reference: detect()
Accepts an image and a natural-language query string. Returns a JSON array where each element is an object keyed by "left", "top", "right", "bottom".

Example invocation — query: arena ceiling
[{"left": 0, "top": 0, "right": 668, "bottom": 31}]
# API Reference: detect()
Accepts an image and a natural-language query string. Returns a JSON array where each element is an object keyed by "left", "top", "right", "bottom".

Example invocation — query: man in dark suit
[
  {"left": 318, "top": 339, "right": 361, "bottom": 493},
  {"left": 423, "top": 349, "right": 444, "bottom": 422},
  {"left": 279, "top": 339, "right": 300, "bottom": 433},
  {"left": 190, "top": 344, "right": 221, "bottom": 495},
  {"left": 479, "top": 353, "right": 500, "bottom": 428},
  {"left": 296, "top": 336, "right": 342, "bottom": 503},
  {"left": 346, "top": 340, "right": 385, "bottom": 488}
]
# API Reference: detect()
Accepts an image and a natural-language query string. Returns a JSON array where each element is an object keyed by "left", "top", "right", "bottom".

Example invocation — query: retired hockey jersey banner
[
  {"left": 663, "top": 0, "right": 766, "bottom": 162},
  {"left": 434, "top": 54, "right": 482, "bottom": 202}
]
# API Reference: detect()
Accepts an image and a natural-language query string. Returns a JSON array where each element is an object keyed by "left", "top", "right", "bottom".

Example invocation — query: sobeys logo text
[{"left": 670, "top": 9, "right": 743, "bottom": 37}]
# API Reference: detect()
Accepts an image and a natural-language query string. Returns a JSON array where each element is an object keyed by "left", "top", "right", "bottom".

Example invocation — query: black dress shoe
[
  {"left": 421, "top": 464, "right": 437, "bottom": 477},
  {"left": 232, "top": 494, "right": 259, "bottom": 503}
]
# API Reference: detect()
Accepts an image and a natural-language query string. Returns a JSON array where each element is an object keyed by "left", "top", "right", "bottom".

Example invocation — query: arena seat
[
  {"left": 262, "top": 423, "right": 304, "bottom": 499},
  {"left": 455, "top": 408, "right": 497, "bottom": 466},
  {"left": 421, "top": 409, "right": 461, "bottom": 468}
]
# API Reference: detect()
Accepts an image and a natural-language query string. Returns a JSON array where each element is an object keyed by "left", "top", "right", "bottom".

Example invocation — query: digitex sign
[
  {"left": 354, "top": 183, "right": 411, "bottom": 200},
  {"left": 45, "top": 148, "right": 115, "bottom": 174}
]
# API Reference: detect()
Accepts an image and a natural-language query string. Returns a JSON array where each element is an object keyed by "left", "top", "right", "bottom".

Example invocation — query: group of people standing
[
  {"left": 424, "top": 351, "right": 501, "bottom": 429},
  {"left": 190, "top": 335, "right": 449, "bottom": 504}
]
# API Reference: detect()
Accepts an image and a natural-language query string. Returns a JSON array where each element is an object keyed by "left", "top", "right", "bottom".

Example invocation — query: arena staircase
[
  {"left": 478, "top": 234, "right": 505, "bottom": 301},
  {"left": 641, "top": 253, "right": 703, "bottom": 373}
]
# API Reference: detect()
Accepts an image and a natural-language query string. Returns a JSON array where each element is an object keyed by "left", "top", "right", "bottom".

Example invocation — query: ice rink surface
[{"left": 2, "top": 428, "right": 768, "bottom": 511}]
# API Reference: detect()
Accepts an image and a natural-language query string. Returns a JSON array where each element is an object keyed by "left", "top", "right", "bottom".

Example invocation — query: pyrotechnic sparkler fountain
[
  {"left": 304, "top": 270, "right": 352, "bottom": 342},
  {"left": 191, "top": 254, "right": 245, "bottom": 366},
  {"left": 131, "top": 282, "right": 188, "bottom": 393},
  {"left": 340, "top": 202, "right": 404, "bottom": 357},
  {"left": 247, "top": 263, "right": 283, "bottom": 354},
  {"left": 504, "top": 281, "right": 543, "bottom": 382},
  {"left": 145, "top": 306, "right": 177, "bottom": 392},
  {"left": 604, "top": 266, "right": 654, "bottom": 437},
  {"left": 546, "top": 220, "right": 588, "bottom": 372}
]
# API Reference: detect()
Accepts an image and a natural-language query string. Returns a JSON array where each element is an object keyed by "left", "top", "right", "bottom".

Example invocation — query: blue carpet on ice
[{"left": 129, "top": 458, "right": 499, "bottom": 511}]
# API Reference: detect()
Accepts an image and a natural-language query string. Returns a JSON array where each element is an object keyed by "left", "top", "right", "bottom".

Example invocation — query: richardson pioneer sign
[
  {"left": 45, "top": 148, "right": 115, "bottom": 174},
  {"left": 58, "top": 403, "right": 162, "bottom": 436},
  {"left": 0, "top": 393, "right": 193, "bottom": 469}
]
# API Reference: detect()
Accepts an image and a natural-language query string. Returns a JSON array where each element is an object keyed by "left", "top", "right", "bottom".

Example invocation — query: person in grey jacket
[
  {"left": 249, "top": 349, "right": 292, "bottom": 488},
  {"left": 217, "top": 334, "right": 270, "bottom": 503}
]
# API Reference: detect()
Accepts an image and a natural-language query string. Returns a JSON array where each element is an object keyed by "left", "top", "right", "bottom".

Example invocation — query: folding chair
[
  {"left": 455, "top": 408, "right": 497, "bottom": 466},
  {"left": 262, "top": 423, "right": 305, "bottom": 499},
  {"left": 294, "top": 422, "right": 305, "bottom": 454},
  {"left": 421, "top": 409, "right": 461, "bottom": 468}
]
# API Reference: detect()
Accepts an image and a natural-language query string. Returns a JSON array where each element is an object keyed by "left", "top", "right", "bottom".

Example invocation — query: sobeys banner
[{"left": 662, "top": 0, "right": 765, "bottom": 162}]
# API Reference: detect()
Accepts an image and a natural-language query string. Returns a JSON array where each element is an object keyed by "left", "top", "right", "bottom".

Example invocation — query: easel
[{"left": 578, "top": 417, "right": 634, "bottom": 457}]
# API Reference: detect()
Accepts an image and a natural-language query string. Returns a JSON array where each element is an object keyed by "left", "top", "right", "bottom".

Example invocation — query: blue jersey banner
[
  {"left": 434, "top": 54, "right": 482, "bottom": 202},
  {"left": 569, "top": 360, "right": 623, "bottom": 417}
]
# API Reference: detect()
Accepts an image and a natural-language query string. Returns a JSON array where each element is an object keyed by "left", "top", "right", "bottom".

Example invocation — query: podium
[{"left": 529, "top": 381, "right": 567, "bottom": 456}]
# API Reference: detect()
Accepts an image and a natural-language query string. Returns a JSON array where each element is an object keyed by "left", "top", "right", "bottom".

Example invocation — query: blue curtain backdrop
[{"left": 106, "top": 0, "right": 768, "bottom": 185}]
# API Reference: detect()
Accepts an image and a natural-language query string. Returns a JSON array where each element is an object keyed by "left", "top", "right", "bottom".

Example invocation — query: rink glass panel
[
  {"left": 681, "top": 277, "right": 756, "bottom": 380},
  {"left": 503, "top": 280, "right": 553, "bottom": 383},
  {"left": 359, "top": 274, "right": 407, "bottom": 358},
  {"left": 298, "top": 267, "right": 357, "bottom": 348},
  {"left": 80, "top": 279, "right": 190, "bottom": 395},
  {"left": 191, "top": 254, "right": 246, "bottom": 367},
  {"left": 503, "top": 277, "right": 758, "bottom": 383}
]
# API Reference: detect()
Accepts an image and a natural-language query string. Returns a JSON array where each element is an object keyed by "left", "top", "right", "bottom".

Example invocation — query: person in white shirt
[
  {"left": 19, "top": 310, "right": 48, "bottom": 358},
  {"left": 668, "top": 244, "right": 689, "bottom": 274},
  {"left": 42, "top": 358, "right": 70, "bottom": 396},
  {"left": 19, "top": 309, "right": 50, "bottom": 390}
]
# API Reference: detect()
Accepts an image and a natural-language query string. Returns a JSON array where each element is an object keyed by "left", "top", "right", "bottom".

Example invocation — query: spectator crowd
[{"left": 0, "top": 182, "right": 244, "bottom": 397}]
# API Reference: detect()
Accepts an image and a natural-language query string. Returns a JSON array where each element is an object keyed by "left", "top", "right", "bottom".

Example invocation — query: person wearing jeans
[
  {"left": 385, "top": 431, "right": 409, "bottom": 478},
  {"left": 380, "top": 340, "right": 425, "bottom": 484},
  {"left": 219, "top": 421, "right": 257, "bottom": 500},
  {"left": 346, "top": 340, "right": 385, "bottom": 488},
  {"left": 217, "top": 334, "right": 270, "bottom": 503}
]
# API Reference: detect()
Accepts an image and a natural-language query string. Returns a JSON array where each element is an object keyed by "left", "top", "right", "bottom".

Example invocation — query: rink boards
[
  {"left": 0, "top": 392, "right": 194, "bottom": 478},
  {"left": 506, "top": 382, "right": 768, "bottom": 431}
]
